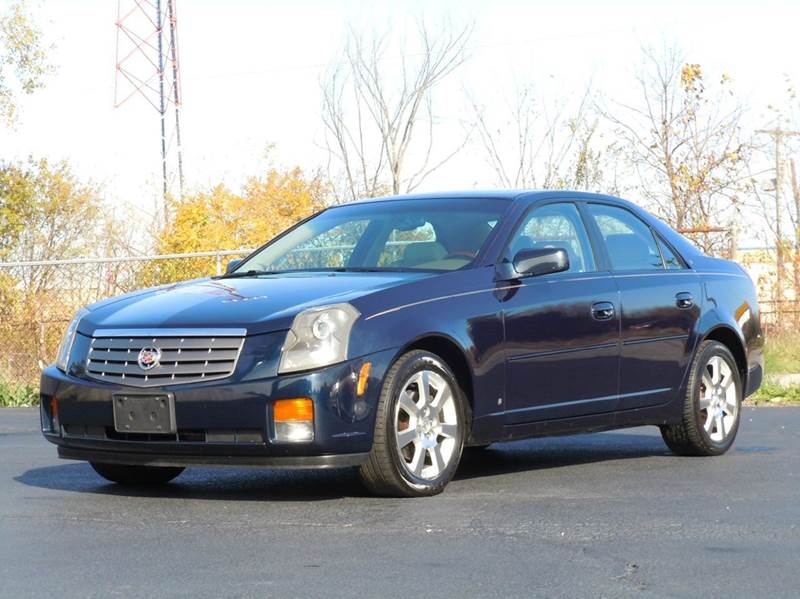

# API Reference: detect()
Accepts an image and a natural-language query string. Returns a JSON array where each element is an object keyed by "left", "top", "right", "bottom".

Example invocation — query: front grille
[{"left": 85, "top": 329, "right": 245, "bottom": 387}]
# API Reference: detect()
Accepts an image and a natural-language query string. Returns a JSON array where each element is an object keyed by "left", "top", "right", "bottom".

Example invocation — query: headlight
[
  {"left": 278, "top": 303, "right": 360, "bottom": 374},
  {"left": 56, "top": 307, "right": 89, "bottom": 372}
]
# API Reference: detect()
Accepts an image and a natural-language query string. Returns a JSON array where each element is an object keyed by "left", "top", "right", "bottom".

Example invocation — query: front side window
[
  {"left": 505, "top": 202, "right": 596, "bottom": 273},
  {"left": 588, "top": 204, "right": 664, "bottom": 271},
  {"left": 236, "top": 198, "right": 510, "bottom": 273}
]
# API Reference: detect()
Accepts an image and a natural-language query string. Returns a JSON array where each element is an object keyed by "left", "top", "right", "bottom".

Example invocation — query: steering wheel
[{"left": 442, "top": 251, "right": 476, "bottom": 261}]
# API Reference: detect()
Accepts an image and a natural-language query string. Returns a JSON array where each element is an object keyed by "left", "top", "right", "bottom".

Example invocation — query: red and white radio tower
[{"left": 114, "top": 0, "right": 185, "bottom": 218}]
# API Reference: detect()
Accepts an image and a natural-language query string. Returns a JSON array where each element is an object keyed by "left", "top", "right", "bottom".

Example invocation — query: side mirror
[
  {"left": 226, "top": 259, "right": 244, "bottom": 274},
  {"left": 511, "top": 247, "right": 569, "bottom": 278}
]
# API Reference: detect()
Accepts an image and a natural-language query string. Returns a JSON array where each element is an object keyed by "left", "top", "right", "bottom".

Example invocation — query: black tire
[
  {"left": 660, "top": 340, "right": 742, "bottom": 456},
  {"left": 90, "top": 462, "right": 185, "bottom": 485},
  {"left": 359, "top": 350, "right": 467, "bottom": 497}
]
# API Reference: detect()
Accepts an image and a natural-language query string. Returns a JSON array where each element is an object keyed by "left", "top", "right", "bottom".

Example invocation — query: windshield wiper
[
  {"left": 214, "top": 269, "right": 283, "bottom": 280},
  {"left": 331, "top": 267, "right": 438, "bottom": 273},
  {"left": 216, "top": 266, "right": 420, "bottom": 279},
  {"left": 330, "top": 267, "right": 388, "bottom": 273}
]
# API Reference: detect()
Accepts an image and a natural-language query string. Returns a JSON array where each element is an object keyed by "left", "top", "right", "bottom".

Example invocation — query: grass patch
[
  {"left": 747, "top": 332, "right": 800, "bottom": 405},
  {"left": 747, "top": 380, "right": 800, "bottom": 406},
  {"left": 0, "top": 379, "right": 39, "bottom": 407},
  {"left": 763, "top": 332, "right": 800, "bottom": 374}
]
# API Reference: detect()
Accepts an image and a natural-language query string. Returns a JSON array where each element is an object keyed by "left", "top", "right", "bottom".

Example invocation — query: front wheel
[
  {"left": 90, "top": 462, "right": 185, "bottom": 486},
  {"left": 660, "top": 340, "right": 742, "bottom": 456},
  {"left": 359, "top": 350, "right": 467, "bottom": 497}
]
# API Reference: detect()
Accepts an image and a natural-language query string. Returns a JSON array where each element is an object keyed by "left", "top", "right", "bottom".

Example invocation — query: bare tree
[
  {"left": 470, "top": 84, "right": 613, "bottom": 192},
  {"left": 602, "top": 45, "right": 752, "bottom": 254},
  {"left": 321, "top": 21, "right": 472, "bottom": 202}
]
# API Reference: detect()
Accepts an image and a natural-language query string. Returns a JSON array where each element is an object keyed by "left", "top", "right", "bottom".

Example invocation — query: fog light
[{"left": 273, "top": 398, "right": 314, "bottom": 443}]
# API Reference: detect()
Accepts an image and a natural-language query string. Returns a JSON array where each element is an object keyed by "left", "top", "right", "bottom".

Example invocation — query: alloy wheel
[
  {"left": 394, "top": 369, "right": 459, "bottom": 480},
  {"left": 698, "top": 355, "right": 739, "bottom": 443}
]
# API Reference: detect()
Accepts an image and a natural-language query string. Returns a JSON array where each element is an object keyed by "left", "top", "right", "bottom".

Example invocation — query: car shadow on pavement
[
  {"left": 455, "top": 431, "right": 672, "bottom": 481},
  {"left": 15, "top": 432, "right": 671, "bottom": 500},
  {"left": 15, "top": 462, "right": 368, "bottom": 501}
]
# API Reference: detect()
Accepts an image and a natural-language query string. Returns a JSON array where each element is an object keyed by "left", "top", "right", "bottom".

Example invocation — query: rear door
[
  {"left": 501, "top": 201, "right": 621, "bottom": 423},
  {"left": 585, "top": 203, "right": 701, "bottom": 410}
]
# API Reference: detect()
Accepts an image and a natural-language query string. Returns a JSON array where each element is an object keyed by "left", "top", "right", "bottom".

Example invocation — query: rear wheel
[
  {"left": 90, "top": 462, "right": 185, "bottom": 485},
  {"left": 359, "top": 350, "right": 467, "bottom": 497},
  {"left": 660, "top": 340, "right": 742, "bottom": 456}
]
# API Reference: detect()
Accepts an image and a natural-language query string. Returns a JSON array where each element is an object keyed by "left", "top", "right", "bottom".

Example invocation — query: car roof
[{"left": 345, "top": 189, "right": 632, "bottom": 205}]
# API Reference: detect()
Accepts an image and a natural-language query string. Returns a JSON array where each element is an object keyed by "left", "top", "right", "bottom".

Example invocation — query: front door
[
  {"left": 585, "top": 203, "right": 702, "bottom": 409},
  {"left": 501, "top": 202, "right": 621, "bottom": 424}
]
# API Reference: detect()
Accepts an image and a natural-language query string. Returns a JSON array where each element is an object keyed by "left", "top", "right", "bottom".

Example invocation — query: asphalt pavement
[{"left": 1, "top": 406, "right": 798, "bottom": 598}]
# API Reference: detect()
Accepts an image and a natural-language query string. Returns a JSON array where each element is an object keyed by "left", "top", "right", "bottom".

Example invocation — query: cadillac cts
[{"left": 40, "top": 191, "right": 764, "bottom": 496}]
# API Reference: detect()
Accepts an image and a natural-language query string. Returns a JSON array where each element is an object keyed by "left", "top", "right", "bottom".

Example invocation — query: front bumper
[
  {"left": 40, "top": 348, "right": 398, "bottom": 468},
  {"left": 56, "top": 446, "right": 368, "bottom": 469}
]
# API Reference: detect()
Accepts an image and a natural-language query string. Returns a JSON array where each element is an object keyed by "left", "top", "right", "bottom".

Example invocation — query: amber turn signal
[
  {"left": 273, "top": 398, "right": 313, "bottom": 422},
  {"left": 357, "top": 362, "right": 371, "bottom": 396},
  {"left": 272, "top": 398, "right": 314, "bottom": 443}
]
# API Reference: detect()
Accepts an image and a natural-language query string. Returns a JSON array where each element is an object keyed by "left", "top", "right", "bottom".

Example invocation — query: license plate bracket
[{"left": 113, "top": 393, "right": 176, "bottom": 434}]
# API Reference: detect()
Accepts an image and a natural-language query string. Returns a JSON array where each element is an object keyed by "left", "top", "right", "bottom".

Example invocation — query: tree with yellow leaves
[
  {"left": 0, "top": 1, "right": 52, "bottom": 126},
  {"left": 140, "top": 166, "right": 329, "bottom": 284}
]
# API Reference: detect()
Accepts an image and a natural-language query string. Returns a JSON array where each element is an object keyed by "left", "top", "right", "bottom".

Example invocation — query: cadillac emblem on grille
[{"left": 137, "top": 346, "right": 162, "bottom": 371}]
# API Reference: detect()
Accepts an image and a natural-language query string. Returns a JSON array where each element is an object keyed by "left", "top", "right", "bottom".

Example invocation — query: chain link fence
[
  {"left": 759, "top": 299, "right": 800, "bottom": 333},
  {"left": 0, "top": 249, "right": 252, "bottom": 385},
  {"left": 0, "top": 247, "right": 797, "bottom": 387}
]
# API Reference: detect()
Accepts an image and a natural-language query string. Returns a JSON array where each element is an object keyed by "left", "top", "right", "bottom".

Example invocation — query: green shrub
[
  {"left": 0, "top": 379, "right": 38, "bottom": 407},
  {"left": 748, "top": 380, "right": 800, "bottom": 405}
]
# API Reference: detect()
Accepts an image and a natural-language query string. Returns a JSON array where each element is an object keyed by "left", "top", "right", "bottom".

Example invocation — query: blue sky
[{"left": 1, "top": 0, "right": 798, "bottom": 232}]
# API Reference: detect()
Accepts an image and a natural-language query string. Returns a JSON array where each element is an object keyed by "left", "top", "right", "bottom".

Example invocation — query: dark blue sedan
[{"left": 40, "top": 191, "right": 764, "bottom": 496}]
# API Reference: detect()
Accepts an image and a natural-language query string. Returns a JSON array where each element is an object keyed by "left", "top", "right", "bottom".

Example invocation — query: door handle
[
  {"left": 675, "top": 292, "right": 694, "bottom": 309},
  {"left": 591, "top": 301, "right": 615, "bottom": 321}
]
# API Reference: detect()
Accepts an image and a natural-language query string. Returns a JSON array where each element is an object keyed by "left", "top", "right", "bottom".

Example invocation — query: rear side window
[{"left": 588, "top": 204, "right": 664, "bottom": 271}]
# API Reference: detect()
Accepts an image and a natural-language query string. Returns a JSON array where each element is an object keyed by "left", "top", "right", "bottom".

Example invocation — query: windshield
[{"left": 232, "top": 197, "right": 511, "bottom": 274}]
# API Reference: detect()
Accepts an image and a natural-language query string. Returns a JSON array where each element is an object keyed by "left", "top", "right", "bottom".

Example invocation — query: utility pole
[
  {"left": 757, "top": 127, "right": 800, "bottom": 307},
  {"left": 791, "top": 159, "right": 800, "bottom": 326}
]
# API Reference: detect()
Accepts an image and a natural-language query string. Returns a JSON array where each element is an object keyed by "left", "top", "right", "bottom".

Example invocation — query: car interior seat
[{"left": 400, "top": 241, "right": 448, "bottom": 267}]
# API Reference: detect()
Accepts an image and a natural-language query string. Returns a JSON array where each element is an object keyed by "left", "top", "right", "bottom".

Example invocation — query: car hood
[{"left": 79, "top": 272, "right": 431, "bottom": 336}]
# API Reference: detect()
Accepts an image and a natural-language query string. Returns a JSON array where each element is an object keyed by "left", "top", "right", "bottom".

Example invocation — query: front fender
[{"left": 348, "top": 273, "right": 506, "bottom": 422}]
